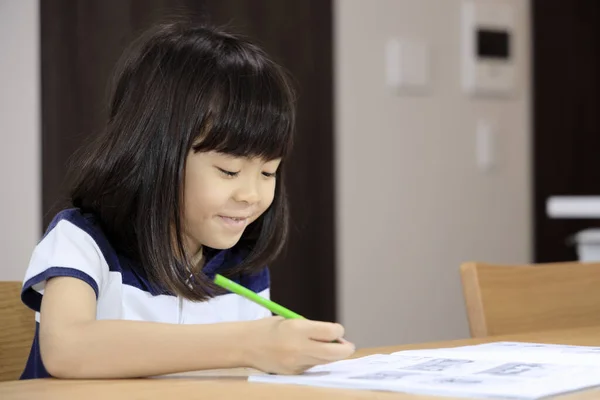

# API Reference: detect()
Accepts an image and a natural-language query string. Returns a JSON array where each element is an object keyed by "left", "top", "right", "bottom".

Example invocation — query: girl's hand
[{"left": 244, "top": 316, "right": 356, "bottom": 375}]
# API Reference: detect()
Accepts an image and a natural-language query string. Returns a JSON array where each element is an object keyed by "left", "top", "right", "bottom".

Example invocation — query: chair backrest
[
  {"left": 0, "top": 281, "right": 34, "bottom": 381},
  {"left": 460, "top": 261, "right": 600, "bottom": 338}
]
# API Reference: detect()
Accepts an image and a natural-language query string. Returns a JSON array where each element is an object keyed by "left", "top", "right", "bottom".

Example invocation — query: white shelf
[{"left": 547, "top": 196, "right": 600, "bottom": 219}]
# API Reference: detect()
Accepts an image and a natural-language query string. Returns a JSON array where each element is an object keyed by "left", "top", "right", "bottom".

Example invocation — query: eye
[
  {"left": 217, "top": 167, "right": 239, "bottom": 177},
  {"left": 262, "top": 171, "right": 277, "bottom": 178}
]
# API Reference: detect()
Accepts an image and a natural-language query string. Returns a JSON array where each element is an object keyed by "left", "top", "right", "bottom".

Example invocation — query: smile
[{"left": 218, "top": 215, "right": 249, "bottom": 229}]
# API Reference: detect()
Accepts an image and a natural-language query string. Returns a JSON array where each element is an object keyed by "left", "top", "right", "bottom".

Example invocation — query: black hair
[{"left": 70, "top": 21, "right": 296, "bottom": 301}]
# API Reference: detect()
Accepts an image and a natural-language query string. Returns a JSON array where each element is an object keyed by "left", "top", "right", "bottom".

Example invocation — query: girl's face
[{"left": 182, "top": 150, "right": 281, "bottom": 254}]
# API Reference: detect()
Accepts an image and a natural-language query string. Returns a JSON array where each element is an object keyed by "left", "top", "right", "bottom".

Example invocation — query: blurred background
[{"left": 1, "top": 0, "right": 599, "bottom": 348}]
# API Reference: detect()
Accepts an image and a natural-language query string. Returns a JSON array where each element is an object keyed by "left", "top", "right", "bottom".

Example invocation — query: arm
[
  {"left": 40, "top": 276, "right": 252, "bottom": 378},
  {"left": 40, "top": 277, "right": 355, "bottom": 378}
]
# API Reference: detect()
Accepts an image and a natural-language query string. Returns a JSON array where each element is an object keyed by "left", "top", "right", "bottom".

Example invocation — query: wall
[
  {"left": 334, "top": 0, "right": 531, "bottom": 347},
  {"left": 0, "top": 0, "right": 40, "bottom": 281},
  {"left": 0, "top": 0, "right": 532, "bottom": 346}
]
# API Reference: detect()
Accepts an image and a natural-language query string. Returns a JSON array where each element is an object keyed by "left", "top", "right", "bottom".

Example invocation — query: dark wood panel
[
  {"left": 533, "top": 0, "right": 600, "bottom": 262},
  {"left": 41, "top": 0, "right": 335, "bottom": 321}
]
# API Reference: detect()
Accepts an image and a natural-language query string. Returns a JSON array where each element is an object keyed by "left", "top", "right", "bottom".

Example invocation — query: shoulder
[
  {"left": 43, "top": 208, "right": 104, "bottom": 245},
  {"left": 42, "top": 208, "right": 121, "bottom": 269},
  {"left": 21, "top": 208, "right": 121, "bottom": 312},
  {"left": 31, "top": 208, "right": 106, "bottom": 272}
]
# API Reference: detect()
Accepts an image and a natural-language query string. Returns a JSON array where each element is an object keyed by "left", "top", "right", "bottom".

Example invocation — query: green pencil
[{"left": 213, "top": 274, "right": 305, "bottom": 319}]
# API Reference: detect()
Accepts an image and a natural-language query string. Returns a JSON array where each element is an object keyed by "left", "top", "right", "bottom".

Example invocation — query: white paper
[{"left": 248, "top": 342, "right": 600, "bottom": 399}]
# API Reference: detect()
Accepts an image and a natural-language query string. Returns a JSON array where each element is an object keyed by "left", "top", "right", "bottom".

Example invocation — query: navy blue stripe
[
  {"left": 202, "top": 250, "right": 227, "bottom": 276},
  {"left": 20, "top": 322, "right": 50, "bottom": 379},
  {"left": 21, "top": 267, "right": 99, "bottom": 312},
  {"left": 239, "top": 266, "right": 270, "bottom": 293},
  {"left": 119, "top": 257, "right": 170, "bottom": 296}
]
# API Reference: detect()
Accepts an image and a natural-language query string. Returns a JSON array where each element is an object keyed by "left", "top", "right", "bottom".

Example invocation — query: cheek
[
  {"left": 258, "top": 182, "right": 277, "bottom": 211},
  {"left": 184, "top": 176, "right": 222, "bottom": 220}
]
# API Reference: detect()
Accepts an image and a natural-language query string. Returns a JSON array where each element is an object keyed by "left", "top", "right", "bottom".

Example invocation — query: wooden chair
[
  {"left": 460, "top": 261, "right": 600, "bottom": 338},
  {"left": 0, "top": 281, "right": 34, "bottom": 381}
]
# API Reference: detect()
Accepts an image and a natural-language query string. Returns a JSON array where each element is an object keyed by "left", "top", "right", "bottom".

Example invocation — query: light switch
[
  {"left": 476, "top": 119, "right": 495, "bottom": 172},
  {"left": 385, "top": 38, "right": 430, "bottom": 93}
]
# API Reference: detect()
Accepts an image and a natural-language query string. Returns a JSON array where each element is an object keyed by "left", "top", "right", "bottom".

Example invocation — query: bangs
[{"left": 192, "top": 63, "right": 295, "bottom": 160}]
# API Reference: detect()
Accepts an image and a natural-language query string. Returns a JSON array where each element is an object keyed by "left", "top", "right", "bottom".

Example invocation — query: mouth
[{"left": 218, "top": 215, "right": 250, "bottom": 229}]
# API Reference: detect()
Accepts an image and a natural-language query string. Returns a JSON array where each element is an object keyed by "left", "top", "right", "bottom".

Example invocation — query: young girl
[{"left": 20, "top": 21, "right": 354, "bottom": 380}]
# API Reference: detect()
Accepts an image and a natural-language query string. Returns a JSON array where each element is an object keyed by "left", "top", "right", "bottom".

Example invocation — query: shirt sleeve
[{"left": 21, "top": 219, "right": 109, "bottom": 313}]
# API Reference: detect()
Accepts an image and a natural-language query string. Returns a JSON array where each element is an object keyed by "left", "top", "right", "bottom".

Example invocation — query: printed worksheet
[{"left": 249, "top": 342, "right": 600, "bottom": 399}]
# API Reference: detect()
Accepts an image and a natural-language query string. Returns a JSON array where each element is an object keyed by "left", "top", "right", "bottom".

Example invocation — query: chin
[{"left": 204, "top": 236, "right": 243, "bottom": 250}]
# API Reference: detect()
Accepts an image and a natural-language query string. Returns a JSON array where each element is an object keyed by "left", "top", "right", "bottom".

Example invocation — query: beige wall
[
  {"left": 0, "top": 0, "right": 40, "bottom": 281},
  {"left": 0, "top": 0, "right": 532, "bottom": 346},
  {"left": 334, "top": 0, "right": 531, "bottom": 347}
]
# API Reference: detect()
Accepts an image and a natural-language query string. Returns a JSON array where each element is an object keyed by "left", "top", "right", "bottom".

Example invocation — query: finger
[
  {"left": 278, "top": 362, "right": 319, "bottom": 375},
  {"left": 305, "top": 340, "right": 356, "bottom": 362},
  {"left": 333, "top": 337, "right": 356, "bottom": 348},
  {"left": 279, "top": 355, "right": 330, "bottom": 375},
  {"left": 314, "top": 337, "right": 354, "bottom": 347},
  {"left": 304, "top": 321, "right": 345, "bottom": 342}
]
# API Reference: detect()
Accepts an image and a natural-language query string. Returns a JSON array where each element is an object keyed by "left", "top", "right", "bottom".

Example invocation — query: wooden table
[{"left": 3, "top": 326, "right": 600, "bottom": 399}]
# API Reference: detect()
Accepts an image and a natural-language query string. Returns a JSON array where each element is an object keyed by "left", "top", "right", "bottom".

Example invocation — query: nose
[{"left": 233, "top": 176, "right": 260, "bottom": 205}]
